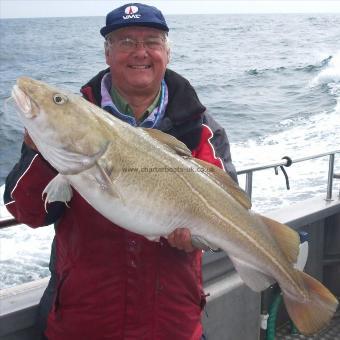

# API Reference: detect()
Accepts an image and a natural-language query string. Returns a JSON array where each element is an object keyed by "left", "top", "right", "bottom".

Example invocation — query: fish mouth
[{"left": 11, "top": 84, "right": 36, "bottom": 118}]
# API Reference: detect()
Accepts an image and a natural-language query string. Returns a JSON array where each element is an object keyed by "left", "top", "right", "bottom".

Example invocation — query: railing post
[
  {"left": 245, "top": 171, "right": 253, "bottom": 200},
  {"left": 326, "top": 154, "right": 335, "bottom": 201},
  {"left": 0, "top": 217, "right": 18, "bottom": 229},
  {"left": 335, "top": 173, "right": 340, "bottom": 199}
]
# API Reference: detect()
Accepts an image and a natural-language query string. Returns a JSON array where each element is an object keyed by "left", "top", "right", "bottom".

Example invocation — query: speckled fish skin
[{"left": 12, "top": 77, "right": 338, "bottom": 336}]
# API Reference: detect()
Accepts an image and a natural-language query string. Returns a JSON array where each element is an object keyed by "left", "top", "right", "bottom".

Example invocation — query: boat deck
[{"left": 277, "top": 309, "right": 340, "bottom": 340}]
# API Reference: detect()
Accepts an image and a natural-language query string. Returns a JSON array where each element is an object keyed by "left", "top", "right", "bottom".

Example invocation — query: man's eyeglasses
[{"left": 108, "top": 37, "right": 166, "bottom": 52}]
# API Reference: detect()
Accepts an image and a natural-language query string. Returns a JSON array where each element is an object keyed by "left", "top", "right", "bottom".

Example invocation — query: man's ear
[
  {"left": 167, "top": 49, "right": 171, "bottom": 64},
  {"left": 104, "top": 43, "right": 110, "bottom": 64}
]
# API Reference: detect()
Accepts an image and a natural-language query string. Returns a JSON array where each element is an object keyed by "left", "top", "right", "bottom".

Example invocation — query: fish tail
[{"left": 282, "top": 270, "right": 338, "bottom": 335}]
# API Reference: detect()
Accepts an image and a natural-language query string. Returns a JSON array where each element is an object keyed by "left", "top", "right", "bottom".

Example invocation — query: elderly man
[{"left": 4, "top": 3, "right": 237, "bottom": 339}]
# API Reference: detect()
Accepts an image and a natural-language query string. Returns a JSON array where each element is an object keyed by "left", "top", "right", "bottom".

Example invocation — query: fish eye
[{"left": 53, "top": 94, "right": 68, "bottom": 105}]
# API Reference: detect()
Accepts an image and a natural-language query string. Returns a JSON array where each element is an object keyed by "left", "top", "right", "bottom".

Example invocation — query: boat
[{"left": 0, "top": 150, "right": 339, "bottom": 340}]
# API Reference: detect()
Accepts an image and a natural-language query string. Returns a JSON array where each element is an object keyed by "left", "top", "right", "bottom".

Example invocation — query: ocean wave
[
  {"left": 309, "top": 51, "right": 340, "bottom": 86},
  {"left": 294, "top": 56, "right": 331, "bottom": 73},
  {"left": 235, "top": 106, "right": 339, "bottom": 164},
  {"left": 246, "top": 66, "right": 286, "bottom": 76},
  {"left": 245, "top": 56, "right": 332, "bottom": 77}
]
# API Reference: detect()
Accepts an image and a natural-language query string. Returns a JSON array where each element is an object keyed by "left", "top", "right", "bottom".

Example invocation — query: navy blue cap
[{"left": 100, "top": 3, "right": 169, "bottom": 37}]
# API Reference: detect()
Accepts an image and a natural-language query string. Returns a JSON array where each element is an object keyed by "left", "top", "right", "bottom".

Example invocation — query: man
[{"left": 4, "top": 3, "right": 237, "bottom": 339}]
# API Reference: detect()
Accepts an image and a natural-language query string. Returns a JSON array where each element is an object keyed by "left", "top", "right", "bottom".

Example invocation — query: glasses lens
[
  {"left": 117, "top": 38, "right": 135, "bottom": 51},
  {"left": 113, "top": 37, "right": 165, "bottom": 52},
  {"left": 144, "top": 37, "right": 165, "bottom": 50}
]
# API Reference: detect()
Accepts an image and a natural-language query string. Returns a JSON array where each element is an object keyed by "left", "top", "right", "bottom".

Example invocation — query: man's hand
[{"left": 167, "top": 228, "right": 195, "bottom": 253}]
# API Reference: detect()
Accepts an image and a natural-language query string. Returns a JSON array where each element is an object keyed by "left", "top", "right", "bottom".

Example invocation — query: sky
[{"left": 1, "top": 0, "right": 340, "bottom": 19}]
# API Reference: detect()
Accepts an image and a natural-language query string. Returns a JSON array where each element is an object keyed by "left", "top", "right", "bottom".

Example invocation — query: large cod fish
[{"left": 12, "top": 77, "right": 338, "bottom": 335}]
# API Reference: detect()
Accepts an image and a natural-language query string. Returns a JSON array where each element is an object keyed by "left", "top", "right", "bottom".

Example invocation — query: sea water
[{"left": 0, "top": 14, "right": 339, "bottom": 288}]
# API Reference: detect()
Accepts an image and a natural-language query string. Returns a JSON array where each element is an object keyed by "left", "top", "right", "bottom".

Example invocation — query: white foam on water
[
  {"left": 309, "top": 50, "right": 340, "bottom": 87},
  {"left": 232, "top": 51, "right": 340, "bottom": 213},
  {"left": 0, "top": 184, "right": 55, "bottom": 289},
  {"left": 233, "top": 106, "right": 340, "bottom": 212}
]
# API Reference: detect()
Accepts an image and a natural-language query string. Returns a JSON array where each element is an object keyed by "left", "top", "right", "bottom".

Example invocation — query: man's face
[{"left": 105, "top": 26, "right": 169, "bottom": 96}]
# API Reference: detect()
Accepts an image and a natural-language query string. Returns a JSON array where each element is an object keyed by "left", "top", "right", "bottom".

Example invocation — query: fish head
[{"left": 12, "top": 77, "right": 111, "bottom": 174}]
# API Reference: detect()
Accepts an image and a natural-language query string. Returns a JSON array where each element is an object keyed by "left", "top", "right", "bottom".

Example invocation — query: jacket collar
[{"left": 81, "top": 68, "right": 206, "bottom": 127}]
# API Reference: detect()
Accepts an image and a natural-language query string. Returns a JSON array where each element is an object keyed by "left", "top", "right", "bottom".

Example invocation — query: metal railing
[
  {"left": 1, "top": 150, "right": 339, "bottom": 230},
  {"left": 0, "top": 216, "right": 18, "bottom": 229},
  {"left": 236, "top": 150, "right": 340, "bottom": 201}
]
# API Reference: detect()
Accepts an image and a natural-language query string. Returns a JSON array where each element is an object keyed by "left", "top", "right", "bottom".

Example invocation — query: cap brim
[{"left": 100, "top": 22, "right": 169, "bottom": 37}]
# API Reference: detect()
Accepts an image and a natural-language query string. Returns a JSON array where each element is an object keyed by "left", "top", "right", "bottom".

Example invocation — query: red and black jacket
[{"left": 4, "top": 69, "right": 237, "bottom": 340}]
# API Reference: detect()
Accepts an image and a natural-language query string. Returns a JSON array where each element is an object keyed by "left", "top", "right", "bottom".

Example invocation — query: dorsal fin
[
  {"left": 258, "top": 214, "right": 300, "bottom": 264},
  {"left": 141, "top": 128, "right": 192, "bottom": 157},
  {"left": 142, "top": 127, "right": 251, "bottom": 210},
  {"left": 193, "top": 158, "right": 251, "bottom": 210}
]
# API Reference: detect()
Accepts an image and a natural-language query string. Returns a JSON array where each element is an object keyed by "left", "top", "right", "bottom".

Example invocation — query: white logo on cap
[
  {"left": 123, "top": 5, "right": 141, "bottom": 19},
  {"left": 125, "top": 6, "right": 138, "bottom": 14}
]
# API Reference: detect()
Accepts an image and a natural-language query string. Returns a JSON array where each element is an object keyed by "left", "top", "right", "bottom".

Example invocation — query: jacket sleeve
[
  {"left": 3, "top": 143, "right": 65, "bottom": 228},
  {"left": 192, "top": 112, "right": 238, "bottom": 183}
]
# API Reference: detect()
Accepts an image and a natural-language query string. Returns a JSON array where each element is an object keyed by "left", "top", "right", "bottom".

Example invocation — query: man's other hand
[{"left": 167, "top": 228, "right": 195, "bottom": 253}]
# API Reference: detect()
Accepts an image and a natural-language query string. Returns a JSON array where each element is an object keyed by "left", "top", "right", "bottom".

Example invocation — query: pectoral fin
[
  {"left": 86, "top": 162, "right": 124, "bottom": 203},
  {"left": 230, "top": 256, "right": 274, "bottom": 292},
  {"left": 42, "top": 174, "right": 73, "bottom": 211}
]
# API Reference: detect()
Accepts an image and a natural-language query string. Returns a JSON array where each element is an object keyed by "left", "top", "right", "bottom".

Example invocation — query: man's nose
[
  {"left": 133, "top": 42, "right": 148, "bottom": 56},
  {"left": 135, "top": 41, "right": 147, "bottom": 49}
]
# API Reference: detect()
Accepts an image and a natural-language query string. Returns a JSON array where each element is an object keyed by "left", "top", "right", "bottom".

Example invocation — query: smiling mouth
[{"left": 129, "top": 65, "right": 151, "bottom": 69}]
